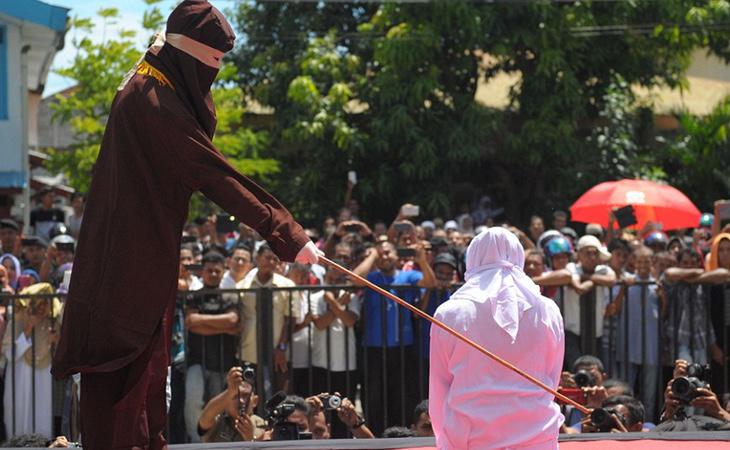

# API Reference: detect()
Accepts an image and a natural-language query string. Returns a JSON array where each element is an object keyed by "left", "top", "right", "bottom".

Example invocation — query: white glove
[{"left": 295, "top": 241, "right": 323, "bottom": 265}]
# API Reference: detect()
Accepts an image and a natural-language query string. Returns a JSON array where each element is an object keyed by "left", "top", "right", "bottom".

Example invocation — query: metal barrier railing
[{"left": 0, "top": 280, "right": 728, "bottom": 439}]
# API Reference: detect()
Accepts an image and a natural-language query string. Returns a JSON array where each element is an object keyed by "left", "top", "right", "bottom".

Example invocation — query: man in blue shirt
[{"left": 353, "top": 240, "right": 436, "bottom": 436}]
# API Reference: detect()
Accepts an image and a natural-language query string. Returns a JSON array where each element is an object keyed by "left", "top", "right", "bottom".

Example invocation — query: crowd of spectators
[{"left": 3, "top": 188, "right": 730, "bottom": 445}]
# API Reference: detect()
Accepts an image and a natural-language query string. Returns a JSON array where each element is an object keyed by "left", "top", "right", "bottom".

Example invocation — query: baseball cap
[
  {"left": 585, "top": 223, "right": 604, "bottom": 238},
  {"left": 444, "top": 220, "right": 458, "bottom": 231},
  {"left": 0, "top": 219, "right": 19, "bottom": 231},
  {"left": 433, "top": 253, "right": 457, "bottom": 270},
  {"left": 576, "top": 235, "right": 610, "bottom": 261},
  {"left": 420, "top": 220, "right": 436, "bottom": 230}
]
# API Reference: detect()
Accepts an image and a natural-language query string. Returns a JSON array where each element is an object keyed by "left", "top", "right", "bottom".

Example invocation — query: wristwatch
[
  {"left": 277, "top": 342, "right": 288, "bottom": 351},
  {"left": 351, "top": 417, "right": 366, "bottom": 429}
]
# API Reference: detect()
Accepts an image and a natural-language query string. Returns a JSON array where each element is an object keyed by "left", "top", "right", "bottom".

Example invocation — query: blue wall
[{"left": 0, "top": 25, "right": 6, "bottom": 121}]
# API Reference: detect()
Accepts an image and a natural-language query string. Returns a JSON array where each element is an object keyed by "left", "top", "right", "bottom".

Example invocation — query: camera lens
[
  {"left": 573, "top": 370, "right": 593, "bottom": 388},
  {"left": 243, "top": 367, "right": 255, "bottom": 383},
  {"left": 590, "top": 408, "right": 611, "bottom": 430},
  {"left": 671, "top": 377, "right": 691, "bottom": 398},
  {"left": 326, "top": 395, "right": 341, "bottom": 409}
]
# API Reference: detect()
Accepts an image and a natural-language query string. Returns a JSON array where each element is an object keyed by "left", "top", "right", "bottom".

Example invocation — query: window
[{"left": 0, "top": 25, "right": 7, "bottom": 120}]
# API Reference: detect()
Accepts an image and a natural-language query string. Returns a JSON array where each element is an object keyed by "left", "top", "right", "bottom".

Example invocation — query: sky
[{"left": 45, "top": 0, "right": 235, "bottom": 95}]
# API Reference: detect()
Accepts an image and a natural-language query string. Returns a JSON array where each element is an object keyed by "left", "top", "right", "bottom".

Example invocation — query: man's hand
[
  {"left": 226, "top": 366, "right": 243, "bottom": 393},
  {"left": 663, "top": 379, "right": 679, "bottom": 420},
  {"left": 305, "top": 394, "right": 324, "bottom": 414},
  {"left": 48, "top": 436, "right": 70, "bottom": 448},
  {"left": 691, "top": 388, "right": 730, "bottom": 421},
  {"left": 583, "top": 386, "right": 608, "bottom": 409},
  {"left": 274, "top": 349, "right": 288, "bottom": 373},
  {"left": 560, "top": 371, "right": 577, "bottom": 388},
  {"left": 24, "top": 311, "right": 45, "bottom": 336},
  {"left": 337, "top": 397, "right": 361, "bottom": 428},
  {"left": 673, "top": 359, "right": 689, "bottom": 379},
  {"left": 295, "top": 241, "right": 322, "bottom": 265},
  {"left": 234, "top": 414, "right": 254, "bottom": 441}
]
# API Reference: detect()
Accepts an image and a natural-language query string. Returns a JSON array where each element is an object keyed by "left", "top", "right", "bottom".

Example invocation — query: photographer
[
  {"left": 560, "top": 355, "right": 609, "bottom": 427},
  {"left": 657, "top": 359, "right": 730, "bottom": 430},
  {"left": 306, "top": 393, "right": 374, "bottom": 439},
  {"left": 197, "top": 366, "right": 265, "bottom": 442},
  {"left": 262, "top": 395, "right": 311, "bottom": 441},
  {"left": 581, "top": 395, "right": 645, "bottom": 433}
]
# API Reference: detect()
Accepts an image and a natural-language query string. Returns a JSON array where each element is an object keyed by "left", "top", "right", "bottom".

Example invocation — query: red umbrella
[{"left": 570, "top": 179, "right": 701, "bottom": 231}]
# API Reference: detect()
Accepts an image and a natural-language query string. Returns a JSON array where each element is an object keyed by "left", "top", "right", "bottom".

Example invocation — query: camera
[
  {"left": 344, "top": 224, "right": 360, "bottom": 233},
  {"left": 319, "top": 394, "right": 342, "bottom": 411},
  {"left": 590, "top": 407, "right": 626, "bottom": 432},
  {"left": 242, "top": 365, "right": 256, "bottom": 384},
  {"left": 397, "top": 247, "right": 416, "bottom": 258},
  {"left": 266, "top": 392, "right": 312, "bottom": 441},
  {"left": 671, "top": 363, "right": 711, "bottom": 404},
  {"left": 573, "top": 369, "right": 596, "bottom": 388}
]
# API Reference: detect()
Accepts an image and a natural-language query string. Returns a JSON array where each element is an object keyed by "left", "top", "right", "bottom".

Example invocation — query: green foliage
[{"left": 229, "top": 0, "right": 730, "bottom": 225}]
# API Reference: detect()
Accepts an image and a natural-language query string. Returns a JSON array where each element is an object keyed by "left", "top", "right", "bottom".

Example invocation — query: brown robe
[{"left": 51, "top": 0, "right": 309, "bottom": 381}]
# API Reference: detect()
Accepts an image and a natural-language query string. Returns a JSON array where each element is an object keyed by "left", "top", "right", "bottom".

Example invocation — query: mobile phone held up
[
  {"left": 402, "top": 205, "right": 419, "bottom": 217},
  {"left": 397, "top": 247, "right": 416, "bottom": 258}
]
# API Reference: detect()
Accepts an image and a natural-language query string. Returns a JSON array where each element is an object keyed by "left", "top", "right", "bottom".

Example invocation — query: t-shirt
[
  {"left": 185, "top": 286, "right": 238, "bottom": 371},
  {"left": 291, "top": 288, "right": 315, "bottom": 369},
  {"left": 615, "top": 275, "right": 659, "bottom": 365},
  {"left": 363, "top": 270, "right": 423, "bottom": 347},
  {"left": 201, "top": 413, "right": 266, "bottom": 442},
  {"left": 237, "top": 273, "right": 299, "bottom": 364},
  {"left": 311, "top": 289, "right": 361, "bottom": 372},
  {"left": 419, "top": 288, "right": 451, "bottom": 359},
  {"left": 562, "top": 262, "right": 615, "bottom": 337},
  {"left": 30, "top": 207, "right": 66, "bottom": 241}
]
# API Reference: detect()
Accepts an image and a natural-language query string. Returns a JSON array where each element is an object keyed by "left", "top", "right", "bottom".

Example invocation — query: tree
[
  {"left": 230, "top": 0, "right": 730, "bottom": 225},
  {"left": 46, "top": 2, "right": 276, "bottom": 219}
]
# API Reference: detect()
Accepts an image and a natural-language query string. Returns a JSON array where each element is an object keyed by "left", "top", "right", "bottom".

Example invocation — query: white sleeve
[
  {"left": 5, "top": 332, "right": 33, "bottom": 363},
  {"left": 429, "top": 316, "right": 454, "bottom": 444},
  {"left": 347, "top": 292, "right": 362, "bottom": 320}
]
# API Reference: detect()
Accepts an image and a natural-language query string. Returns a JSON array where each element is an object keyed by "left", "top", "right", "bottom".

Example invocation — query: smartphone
[
  {"left": 184, "top": 263, "right": 203, "bottom": 272},
  {"left": 397, "top": 247, "right": 416, "bottom": 258},
  {"left": 344, "top": 224, "right": 360, "bottom": 233},
  {"left": 394, "top": 222, "right": 413, "bottom": 234},
  {"left": 402, "top": 205, "right": 420, "bottom": 217},
  {"left": 348, "top": 170, "right": 357, "bottom": 185},
  {"left": 216, "top": 214, "right": 238, "bottom": 234},
  {"left": 718, "top": 200, "right": 730, "bottom": 221},
  {"left": 613, "top": 205, "right": 637, "bottom": 228},
  {"left": 556, "top": 387, "right": 585, "bottom": 406}
]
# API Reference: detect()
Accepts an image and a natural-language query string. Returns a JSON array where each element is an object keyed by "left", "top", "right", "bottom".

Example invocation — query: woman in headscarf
[
  {"left": 704, "top": 233, "right": 730, "bottom": 390},
  {"left": 2, "top": 282, "right": 62, "bottom": 438},
  {"left": 1, "top": 253, "right": 21, "bottom": 290},
  {"left": 429, "top": 227, "right": 564, "bottom": 450}
]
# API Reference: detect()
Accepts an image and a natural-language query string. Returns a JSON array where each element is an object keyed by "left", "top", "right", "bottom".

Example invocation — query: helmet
[
  {"left": 545, "top": 236, "right": 573, "bottom": 257},
  {"left": 48, "top": 223, "right": 70, "bottom": 240},
  {"left": 644, "top": 231, "right": 669, "bottom": 250},
  {"left": 537, "top": 230, "right": 562, "bottom": 251},
  {"left": 699, "top": 213, "right": 714, "bottom": 228}
]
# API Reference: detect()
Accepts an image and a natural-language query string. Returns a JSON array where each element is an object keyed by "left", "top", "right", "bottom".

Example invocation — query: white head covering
[{"left": 452, "top": 227, "right": 543, "bottom": 342}]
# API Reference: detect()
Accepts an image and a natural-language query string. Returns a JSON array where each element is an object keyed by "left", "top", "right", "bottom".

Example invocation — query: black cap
[
  {"left": 433, "top": 253, "right": 457, "bottom": 270},
  {"left": 21, "top": 235, "right": 48, "bottom": 248},
  {"left": 430, "top": 236, "right": 448, "bottom": 248},
  {"left": 0, "top": 219, "right": 19, "bottom": 231}
]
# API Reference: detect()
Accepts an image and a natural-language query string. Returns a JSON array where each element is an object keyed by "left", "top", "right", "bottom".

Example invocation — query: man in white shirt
[
  {"left": 430, "top": 228, "right": 564, "bottom": 450},
  {"left": 562, "top": 235, "right": 616, "bottom": 369}
]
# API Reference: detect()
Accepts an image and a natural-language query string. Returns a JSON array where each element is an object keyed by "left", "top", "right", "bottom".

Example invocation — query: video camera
[
  {"left": 671, "top": 363, "right": 711, "bottom": 404},
  {"left": 265, "top": 391, "right": 312, "bottom": 441},
  {"left": 590, "top": 407, "right": 627, "bottom": 432}
]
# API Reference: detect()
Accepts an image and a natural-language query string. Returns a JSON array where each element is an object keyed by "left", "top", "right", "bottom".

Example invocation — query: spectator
[
  {"left": 582, "top": 395, "right": 645, "bottom": 433},
  {"left": 603, "top": 378, "right": 635, "bottom": 397},
  {"left": 198, "top": 367, "right": 265, "bottom": 442},
  {"left": 382, "top": 427, "right": 415, "bottom": 438},
  {"left": 45, "top": 236, "right": 75, "bottom": 289},
  {"left": 3, "top": 283, "right": 62, "bottom": 438},
  {"left": 528, "top": 215, "right": 545, "bottom": 244},
  {"left": 66, "top": 192, "right": 85, "bottom": 239},
  {"left": 563, "top": 235, "right": 616, "bottom": 368},
  {"left": 652, "top": 250, "right": 677, "bottom": 280},
  {"left": 353, "top": 240, "right": 436, "bottom": 436},
  {"left": 183, "top": 252, "right": 240, "bottom": 443},
  {"left": 286, "top": 263, "right": 317, "bottom": 396},
  {"left": 0, "top": 219, "right": 19, "bottom": 256},
  {"left": 20, "top": 236, "right": 47, "bottom": 275},
  {"left": 1, "top": 254, "right": 20, "bottom": 291},
  {"left": 221, "top": 244, "right": 252, "bottom": 288},
  {"left": 305, "top": 394, "right": 374, "bottom": 439},
  {"left": 524, "top": 249, "right": 573, "bottom": 296},
  {"left": 664, "top": 248, "right": 723, "bottom": 366},
  {"left": 704, "top": 233, "right": 730, "bottom": 392},
  {"left": 311, "top": 263, "right": 360, "bottom": 405},
  {"left": 553, "top": 211, "right": 568, "bottom": 231},
  {"left": 29, "top": 188, "right": 66, "bottom": 242},
  {"left": 607, "top": 239, "right": 631, "bottom": 280},
  {"left": 561, "top": 355, "right": 609, "bottom": 427},
  {"left": 644, "top": 231, "right": 669, "bottom": 254},
  {"left": 561, "top": 227, "right": 578, "bottom": 247},
  {"left": 606, "top": 245, "right": 663, "bottom": 417},
  {"left": 411, "top": 399, "right": 433, "bottom": 437},
  {"left": 237, "top": 245, "right": 300, "bottom": 393},
  {"left": 263, "top": 395, "right": 310, "bottom": 441},
  {"left": 178, "top": 244, "right": 203, "bottom": 291}
]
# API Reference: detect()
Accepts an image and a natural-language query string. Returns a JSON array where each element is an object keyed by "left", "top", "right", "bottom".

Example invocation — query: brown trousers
[{"left": 80, "top": 320, "right": 170, "bottom": 450}]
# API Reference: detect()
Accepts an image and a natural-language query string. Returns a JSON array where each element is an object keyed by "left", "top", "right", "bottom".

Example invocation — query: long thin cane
[{"left": 319, "top": 256, "right": 591, "bottom": 415}]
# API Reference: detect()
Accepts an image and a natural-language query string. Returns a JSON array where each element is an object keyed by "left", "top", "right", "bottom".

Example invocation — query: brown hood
[{"left": 146, "top": 0, "right": 236, "bottom": 138}]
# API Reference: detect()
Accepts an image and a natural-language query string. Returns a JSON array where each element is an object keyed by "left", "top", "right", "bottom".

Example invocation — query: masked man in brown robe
[{"left": 51, "top": 2, "right": 320, "bottom": 449}]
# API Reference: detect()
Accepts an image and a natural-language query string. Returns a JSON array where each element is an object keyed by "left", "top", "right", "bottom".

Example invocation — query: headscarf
[
  {"left": 705, "top": 233, "right": 730, "bottom": 271},
  {"left": 3, "top": 283, "right": 62, "bottom": 369},
  {"left": 451, "top": 227, "right": 543, "bottom": 342},
  {"left": 0, "top": 254, "right": 21, "bottom": 289},
  {"left": 145, "top": 0, "right": 236, "bottom": 139}
]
